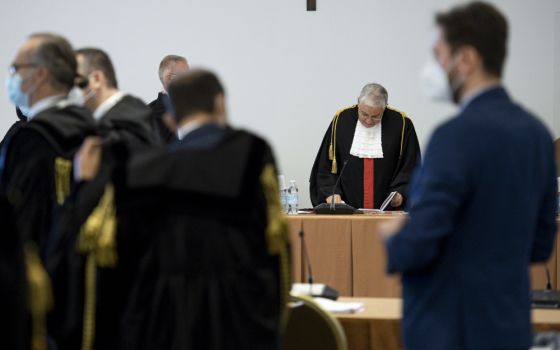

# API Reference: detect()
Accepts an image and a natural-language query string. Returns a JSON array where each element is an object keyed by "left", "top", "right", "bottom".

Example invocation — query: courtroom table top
[{"left": 335, "top": 297, "right": 560, "bottom": 325}]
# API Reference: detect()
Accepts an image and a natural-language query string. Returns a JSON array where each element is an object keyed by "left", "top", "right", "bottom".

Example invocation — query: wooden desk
[
  {"left": 334, "top": 297, "right": 560, "bottom": 350},
  {"left": 287, "top": 214, "right": 559, "bottom": 297}
]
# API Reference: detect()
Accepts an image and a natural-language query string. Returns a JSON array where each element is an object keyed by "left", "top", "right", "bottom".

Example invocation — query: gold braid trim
[
  {"left": 259, "top": 164, "right": 291, "bottom": 328},
  {"left": 77, "top": 184, "right": 118, "bottom": 350},
  {"left": 329, "top": 105, "right": 356, "bottom": 174},
  {"left": 386, "top": 107, "right": 408, "bottom": 158},
  {"left": 55, "top": 157, "right": 72, "bottom": 205},
  {"left": 24, "top": 242, "right": 53, "bottom": 350}
]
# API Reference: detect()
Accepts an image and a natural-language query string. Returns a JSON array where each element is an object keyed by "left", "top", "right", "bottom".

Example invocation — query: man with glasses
[
  {"left": 0, "top": 32, "right": 95, "bottom": 260},
  {"left": 310, "top": 83, "right": 420, "bottom": 210}
]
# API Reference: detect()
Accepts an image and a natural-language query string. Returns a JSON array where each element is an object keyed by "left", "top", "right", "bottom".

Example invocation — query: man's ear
[
  {"left": 162, "top": 112, "right": 177, "bottom": 134},
  {"left": 458, "top": 45, "right": 479, "bottom": 76},
  {"left": 88, "top": 70, "right": 103, "bottom": 89}
]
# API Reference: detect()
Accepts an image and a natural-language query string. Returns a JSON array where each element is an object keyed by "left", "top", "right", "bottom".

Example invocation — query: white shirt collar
[
  {"left": 177, "top": 121, "right": 207, "bottom": 140},
  {"left": 93, "top": 91, "right": 125, "bottom": 120},
  {"left": 27, "top": 94, "right": 66, "bottom": 120}
]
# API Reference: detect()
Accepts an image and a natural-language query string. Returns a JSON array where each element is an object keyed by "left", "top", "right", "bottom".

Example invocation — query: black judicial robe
[
  {"left": 0, "top": 104, "right": 96, "bottom": 257},
  {"left": 47, "top": 95, "right": 157, "bottom": 350},
  {"left": 119, "top": 125, "right": 290, "bottom": 350},
  {"left": 148, "top": 92, "right": 175, "bottom": 144},
  {"left": 99, "top": 94, "right": 156, "bottom": 148},
  {"left": 309, "top": 105, "right": 421, "bottom": 209}
]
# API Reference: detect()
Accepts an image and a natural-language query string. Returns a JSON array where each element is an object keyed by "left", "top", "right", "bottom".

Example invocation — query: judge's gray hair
[{"left": 358, "top": 83, "right": 388, "bottom": 107}]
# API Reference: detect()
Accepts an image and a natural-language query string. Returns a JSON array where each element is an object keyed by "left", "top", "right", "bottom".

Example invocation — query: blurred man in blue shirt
[{"left": 382, "top": 2, "right": 558, "bottom": 349}]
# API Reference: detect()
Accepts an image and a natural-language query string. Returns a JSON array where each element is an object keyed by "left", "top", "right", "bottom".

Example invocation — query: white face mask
[
  {"left": 66, "top": 86, "right": 95, "bottom": 107},
  {"left": 419, "top": 58, "right": 452, "bottom": 102},
  {"left": 419, "top": 56, "right": 464, "bottom": 104}
]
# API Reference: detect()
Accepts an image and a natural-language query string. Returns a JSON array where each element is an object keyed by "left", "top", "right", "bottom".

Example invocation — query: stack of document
[{"left": 314, "top": 297, "right": 364, "bottom": 314}]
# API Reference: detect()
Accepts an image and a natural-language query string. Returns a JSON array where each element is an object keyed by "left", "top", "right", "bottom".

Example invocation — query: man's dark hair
[
  {"left": 436, "top": 1, "right": 508, "bottom": 78},
  {"left": 75, "top": 47, "right": 118, "bottom": 89},
  {"left": 167, "top": 69, "right": 224, "bottom": 121},
  {"left": 29, "top": 33, "right": 77, "bottom": 90}
]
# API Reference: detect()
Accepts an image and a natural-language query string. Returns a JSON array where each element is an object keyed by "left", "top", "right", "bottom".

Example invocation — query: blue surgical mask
[{"left": 5, "top": 73, "right": 31, "bottom": 114}]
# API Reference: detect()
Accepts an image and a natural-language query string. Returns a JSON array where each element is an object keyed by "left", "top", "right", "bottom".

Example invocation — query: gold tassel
[
  {"left": 54, "top": 157, "right": 72, "bottom": 205},
  {"left": 259, "top": 164, "right": 291, "bottom": 328},
  {"left": 331, "top": 157, "right": 337, "bottom": 174},
  {"left": 77, "top": 183, "right": 118, "bottom": 350},
  {"left": 24, "top": 243, "right": 53, "bottom": 350},
  {"left": 328, "top": 143, "right": 334, "bottom": 160}
]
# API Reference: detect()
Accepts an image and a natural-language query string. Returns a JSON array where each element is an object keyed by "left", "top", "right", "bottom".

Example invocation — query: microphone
[
  {"left": 330, "top": 159, "right": 350, "bottom": 210},
  {"left": 300, "top": 228, "right": 313, "bottom": 284},
  {"left": 292, "top": 223, "right": 339, "bottom": 300},
  {"left": 546, "top": 267, "right": 553, "bottom": 291},
  {"left": 313, "top": 158, "right": 357, "bottom": 214},
  {"left": 531, "top": 266, "right": 560, "bottom": 309}
]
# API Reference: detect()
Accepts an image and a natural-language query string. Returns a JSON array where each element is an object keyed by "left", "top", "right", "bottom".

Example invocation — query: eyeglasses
[{"left": 8, "top": 63, "right": 37, "bottom": 75}]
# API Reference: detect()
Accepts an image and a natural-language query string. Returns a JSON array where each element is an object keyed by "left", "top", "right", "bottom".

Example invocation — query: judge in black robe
[
  {"left": 310, "top": 102, "right": 421, "bottom": 209},
  {"left": 115, "top": 69, "right": 290, "bottom": 350}
]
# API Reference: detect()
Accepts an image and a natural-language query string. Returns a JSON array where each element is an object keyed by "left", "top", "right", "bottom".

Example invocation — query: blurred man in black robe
[
  {"left": 310, "top": 83, "right": 421, "bottom": 209},
  {"left": 95, "top": 69, "right": 289, "bottom": 349},
  {"left": 0, "top": 32, "right": 94, "bottom": 350},
  {"left": 47, "top": 47, "right": 156, "bottom": 350},
  {"left": 0, "top": 32, "right": 96, "bottom": 259},
  {"left": 148, "top": 54, "right": 189, "bottom": 144}
]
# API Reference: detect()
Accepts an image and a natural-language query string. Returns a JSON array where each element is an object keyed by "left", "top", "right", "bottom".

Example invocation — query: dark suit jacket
[
  {"left": 148, "top": 92, "right": 175, "bottom": 145},
  {"left": 386, "top": 87, "right": 558, "bottom": 350}
]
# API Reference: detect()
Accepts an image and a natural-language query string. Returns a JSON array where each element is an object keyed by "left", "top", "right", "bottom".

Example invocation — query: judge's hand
[
  {"left": 74, "top": 136, "right": 103, "bottom": 182},
  {"left": 378, "top": 216, "right": 407, "bottom": 241},
  {"left": 325, "top": 194, "right": 342, "bottom": 204},
  {"left": 390, "top": 192, "right": 403, "bottom": 208}
]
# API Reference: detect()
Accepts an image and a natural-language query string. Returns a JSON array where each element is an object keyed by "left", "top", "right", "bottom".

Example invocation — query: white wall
[{"left": 0, "top": 0, "right": 558, "bottom": 207}]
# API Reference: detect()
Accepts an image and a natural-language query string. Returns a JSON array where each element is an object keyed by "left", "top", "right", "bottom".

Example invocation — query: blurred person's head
[
  {"left": 357, "top": 83, "right": 388, "bottom": 128},
  {"left": 7, "top": 33, "right": 77, "bottom": 112},
  {"left": 158, "top": 55, "right": 189, "bottom": 92},
  {"left": 75, "top": 48, "right": 118, "bottom": 112},
  {"left": 422, "top": 2, "right": 508, "bottom": 103},
  {"left": 167, "top": 69, "right": 226, "bottom": 127}
]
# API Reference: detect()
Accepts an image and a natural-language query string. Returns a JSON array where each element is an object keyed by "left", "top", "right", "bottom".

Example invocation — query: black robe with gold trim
[
  {"left": 309, "top": 105, "right": 421, "bottom": 209},
  {"left": 47, "top": 95, "right": 157, "bottom": 350},
  {"left": 118, "top": 127, "right": 290, "bottom": 350},
  {"left": 0, "top": 104, "right": 96, "bottom": 257}
]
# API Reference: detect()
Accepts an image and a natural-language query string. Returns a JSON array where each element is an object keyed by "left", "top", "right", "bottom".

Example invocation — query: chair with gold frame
[{"left": 282, "top": 293, "right": 348, "bottom": 350}]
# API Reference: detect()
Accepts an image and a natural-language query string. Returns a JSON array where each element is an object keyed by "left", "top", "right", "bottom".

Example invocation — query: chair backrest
[{"left": 282, "top": 293, "right": 348, "bottom": 350}]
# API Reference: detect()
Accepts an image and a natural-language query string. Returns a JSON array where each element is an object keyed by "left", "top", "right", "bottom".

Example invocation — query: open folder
[{"left": 359, "top": 190, "right": 397, "bottom": 212}]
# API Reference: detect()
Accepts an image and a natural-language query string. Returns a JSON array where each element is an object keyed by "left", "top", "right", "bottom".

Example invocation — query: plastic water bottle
[
  {"left": 278, "top": 175, "right": 288, "bottom": 213},
  {"left": 287, "top": 180, "right": 299, "bottom": 214}
]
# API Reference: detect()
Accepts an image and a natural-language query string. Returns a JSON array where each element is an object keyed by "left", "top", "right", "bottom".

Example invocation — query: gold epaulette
[
  {"left": 259, "top": 164, "right": 291, "bottom": 328},
  {"left": 329, "top": 105, "right": 356, "bottom": 174},
  {"left": 54, "top": 157, "right": 72, "bottom": 205},
  {"left": 386, "top": 106, "right": 409, "bottom": 158},
  {"left": 25, "top": 242, "right": 53, "bottom": 350},
  {"left": 77, "top": 184, "right": 118, "bottom": 350}
]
